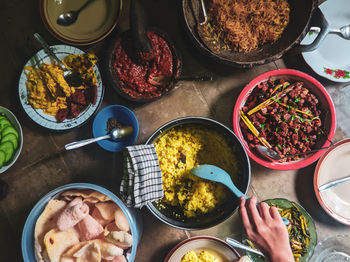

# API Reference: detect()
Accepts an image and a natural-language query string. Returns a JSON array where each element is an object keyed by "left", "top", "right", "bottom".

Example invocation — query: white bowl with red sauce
[{"left": 233, "top": 69, "right": 336, "bottom": 170}]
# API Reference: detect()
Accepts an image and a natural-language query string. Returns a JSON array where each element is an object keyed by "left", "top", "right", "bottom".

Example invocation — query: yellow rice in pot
[{"left": 154, "top": 125, "right": 238, "bottom": 218}]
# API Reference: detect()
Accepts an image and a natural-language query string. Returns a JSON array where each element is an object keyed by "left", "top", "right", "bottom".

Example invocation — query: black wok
[
  {"left": 145, "top": 117, "right": 251, "bottom": 230},
  {"left": 181, "top": 0, "right": 324, "bottom": 67}
]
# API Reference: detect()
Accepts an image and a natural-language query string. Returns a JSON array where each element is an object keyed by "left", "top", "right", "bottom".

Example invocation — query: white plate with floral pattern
[
  {"left": 18, "top": 45, "right": 104, "bottom": 131},
  {"left": 301, "top": 0, "right": 350, "bottom": 82}
]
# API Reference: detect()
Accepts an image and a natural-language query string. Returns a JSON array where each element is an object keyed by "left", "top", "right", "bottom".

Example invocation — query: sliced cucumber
[
  {"left": 1, "top": 126, "right": 19, "bottom": 139},
  {"left": 0, "top": 150, "right": 5, "bottom": 168},
  {"left": 1, "top": 133, "right": 18, "bottom": 150},
  {"left": 0, "top": 141, "right": 14, "bottom": 163},
  {"left": 0, "top": 119, "right": 11, "bottom": 131}
]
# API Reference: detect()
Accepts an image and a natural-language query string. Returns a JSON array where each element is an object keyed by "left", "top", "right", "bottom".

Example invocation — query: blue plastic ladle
[{"left": 190, "top": 164, "right": 290, "bottom": 226}]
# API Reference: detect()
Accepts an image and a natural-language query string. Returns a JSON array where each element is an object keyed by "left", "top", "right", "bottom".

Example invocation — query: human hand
[{"left": 239, "top": 196, "right": 294, "bottom": 262}]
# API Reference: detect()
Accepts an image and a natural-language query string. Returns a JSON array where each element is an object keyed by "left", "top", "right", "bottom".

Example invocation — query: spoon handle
[
  {"left": 77, "top": 0, "right": 96, "bottom": 13},
  {"left": 65, "top": 135, "right": 111, "bottom": 150},
  {"left": 282, "top": 144, "right": 335, "bottom": 159},
  {"left": 199, "top": 0, "right": 208, "bottom": 25},
  {"left": 318, "top": 175, "right": 350, "bottom": 192},
  {"left": 225, "top": 238, "right": 265, "bottom": 257},
  {"left": 33, "top": 33, "right": 64, "bottom": 67}
]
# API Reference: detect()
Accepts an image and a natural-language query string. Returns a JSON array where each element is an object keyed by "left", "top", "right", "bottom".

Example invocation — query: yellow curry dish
[
  {"left": 24, "top": 53, "right": 98, "bottom": 122},
  {"left": 181, "top": 250, "right": 219, "bottom": 262},
  {"left": 153, "top": 125, "right": 238, "bottom": 218}
]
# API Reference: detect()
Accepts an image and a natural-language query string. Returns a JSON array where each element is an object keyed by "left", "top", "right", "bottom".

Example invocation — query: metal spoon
[
  {"left": 311, "top": 24, "right": 350, "bottom": 40},
  {"left": 318, "top": 175, "right": 350, "bottom": 192},
  {"left": 199, "top": 0, "right": 208, "bottom": 26},
  {"left": 190, "top": 164, "right": 290, "bottom": 226},
  {"left": 33, "top": 33, "right": 83, "bottom": 87},
  {"left": 330, "top": 24, "right": 350, "bottom": 39},
  {"left": 65, "top": 126, "right": 134, "bottom": 150},
  {"left": 56, "top": 0, "right": 96, "bottom": 26},
  {"left": 256, "top": 144, "right": 337, "bottom": 161},
  {"left": 225, "top": 238, "right": 265, "bottom": 257}
]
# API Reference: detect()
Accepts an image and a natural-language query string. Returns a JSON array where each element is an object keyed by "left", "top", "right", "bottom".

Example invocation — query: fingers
[
  {"left": 270, "top": 206, "right": 282, "bottom": 221},
  {"left": 240, "top": 197, "right": 251, "bottom": 230},
  {"left": 247, "top": 196, "right": 261, "bottom": 221},
  {"left": 258, "top": 201, "right": 271, "bottom": 220}
]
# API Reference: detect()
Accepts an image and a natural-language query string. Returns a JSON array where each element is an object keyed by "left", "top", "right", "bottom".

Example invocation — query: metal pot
[
  {"left": 181, "top": 0, "right": 327, "bottom": 67},
  {"left": 145, "top": 117, "right": 251, "bottom": 230}
]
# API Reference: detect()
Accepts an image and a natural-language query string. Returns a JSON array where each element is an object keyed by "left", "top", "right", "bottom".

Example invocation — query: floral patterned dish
[
  {"left": 18, "top": 45, "right": 104, "bottom": 131},
  {"left": 301, "top": 0, "right": 350, "bottom": 83}
]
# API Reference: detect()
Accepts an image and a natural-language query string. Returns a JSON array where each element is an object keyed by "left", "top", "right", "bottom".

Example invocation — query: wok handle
[{"left": 297, "top": 8, "right": 330, "bottom": 53}]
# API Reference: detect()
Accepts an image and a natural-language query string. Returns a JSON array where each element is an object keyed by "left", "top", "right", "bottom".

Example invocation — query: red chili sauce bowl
[
  {"left": 107, "top": 28, "right": 181, "bottom": 103},
  {"left": 233, "top": 69, "right": 336, "bottom": 170}
]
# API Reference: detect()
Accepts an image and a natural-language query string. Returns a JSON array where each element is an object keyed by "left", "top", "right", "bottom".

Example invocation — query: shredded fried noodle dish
[{"left": 206, "top": 0, "right": 290, "bottom": 53}]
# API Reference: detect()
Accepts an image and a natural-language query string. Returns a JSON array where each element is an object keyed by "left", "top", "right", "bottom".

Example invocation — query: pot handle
[{"left": 296, "top": 7, "right": 330, "bottom": 53}]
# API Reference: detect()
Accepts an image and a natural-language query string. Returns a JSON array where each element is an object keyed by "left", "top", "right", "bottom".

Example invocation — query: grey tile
[
  {"left": 0, "top": 156, "right": 69, "bottom": 226},
  {"left": 135, "top": 209, "right": 188, "bottom": 262},
  {"left": 0, "top": 206, "right": 21, "bottom": 261},
  {"left": 134, "top": 82, "right": 211, "bottom": 143},
  {"left": 197, "top": 63, "right": 278, "bottom": 127}
]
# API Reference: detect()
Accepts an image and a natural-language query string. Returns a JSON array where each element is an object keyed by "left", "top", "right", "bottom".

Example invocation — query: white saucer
[
  {"left": 314, "top": 139, "right": 350, "bottom": 225},
  {"left": 301, "top": 0, "right": 350, "bottom": 83}
]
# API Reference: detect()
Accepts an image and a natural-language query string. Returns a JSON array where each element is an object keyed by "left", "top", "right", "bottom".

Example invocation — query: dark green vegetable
[
  {"left": 0, "top": 141, "right": 14, "bottom": 163},
  {"left": 0, "top": 151, "right": 5, "bottom": 168}
]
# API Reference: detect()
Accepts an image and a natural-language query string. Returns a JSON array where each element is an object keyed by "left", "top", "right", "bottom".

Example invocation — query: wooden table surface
[{"left": 0, "top": 0, "right": 349, "bottom": 261}]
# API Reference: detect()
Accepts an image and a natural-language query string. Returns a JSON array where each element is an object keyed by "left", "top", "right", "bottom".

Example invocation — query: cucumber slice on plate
[
  {"left": 1, "top": 126, "right": 18, "bottom": 139},
  {"left": 0, "top": 141, "right": 14, "bottom": 163},
  {"left": 1, "top": 133, "right": 18, "bottom": 150},
  {"left": 0, "top": 150, "right": 5, "bottom": 168},
  {"left": 0, "top": 119, "right": 11, "bottom": 131}
]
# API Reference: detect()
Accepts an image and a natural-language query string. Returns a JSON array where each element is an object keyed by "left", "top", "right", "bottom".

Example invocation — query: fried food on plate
[{"left": 24, "top": 53, "right": 98, "bottom": 122}]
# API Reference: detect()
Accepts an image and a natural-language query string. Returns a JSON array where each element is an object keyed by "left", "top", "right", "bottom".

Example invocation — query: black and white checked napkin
[{"left": 120, "top": 145, "right": 164, "bottom": 208}]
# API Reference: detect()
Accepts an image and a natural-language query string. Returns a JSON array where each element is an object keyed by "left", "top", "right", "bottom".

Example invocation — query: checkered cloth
[{"left": 120, "top": 145, "right": 164, "bottom": 208}]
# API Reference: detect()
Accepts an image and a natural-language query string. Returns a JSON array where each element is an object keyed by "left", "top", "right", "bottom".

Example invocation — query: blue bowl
[
  {"left": 93, "top": 105, "right": 139, "bottom": 152},
  {"left": 21, "top": 183, "right": 143, "bottom": 262}
]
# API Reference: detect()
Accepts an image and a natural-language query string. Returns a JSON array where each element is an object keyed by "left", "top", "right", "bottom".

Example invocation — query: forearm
[{"left": 266, "top": 249, "right": 294, "bottom": 262}]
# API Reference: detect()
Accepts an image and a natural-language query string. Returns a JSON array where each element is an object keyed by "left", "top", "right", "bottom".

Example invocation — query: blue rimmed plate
[{"left": 18, "top": 45, "right": 104, "bottom": 131}]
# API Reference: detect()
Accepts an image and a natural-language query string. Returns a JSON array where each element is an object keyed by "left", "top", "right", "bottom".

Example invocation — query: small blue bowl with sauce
[{"left": 92, "top": 105, "right": 139, "bottom": 152}]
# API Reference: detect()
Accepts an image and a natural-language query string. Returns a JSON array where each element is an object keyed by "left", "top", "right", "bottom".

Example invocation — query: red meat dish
[
  {"left": 240, "top": 78, "right": 325, "bottom": 162},
  {"left": 56, "top": 108, "right": 68, "bottom": 123},
  {"left": 71, "top": 90, "right": 88, "bottom": 105}
]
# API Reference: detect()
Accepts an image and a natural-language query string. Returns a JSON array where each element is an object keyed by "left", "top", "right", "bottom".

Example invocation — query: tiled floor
[{"left": 0, "top": 0, "right": 349, "bottom": 262}]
